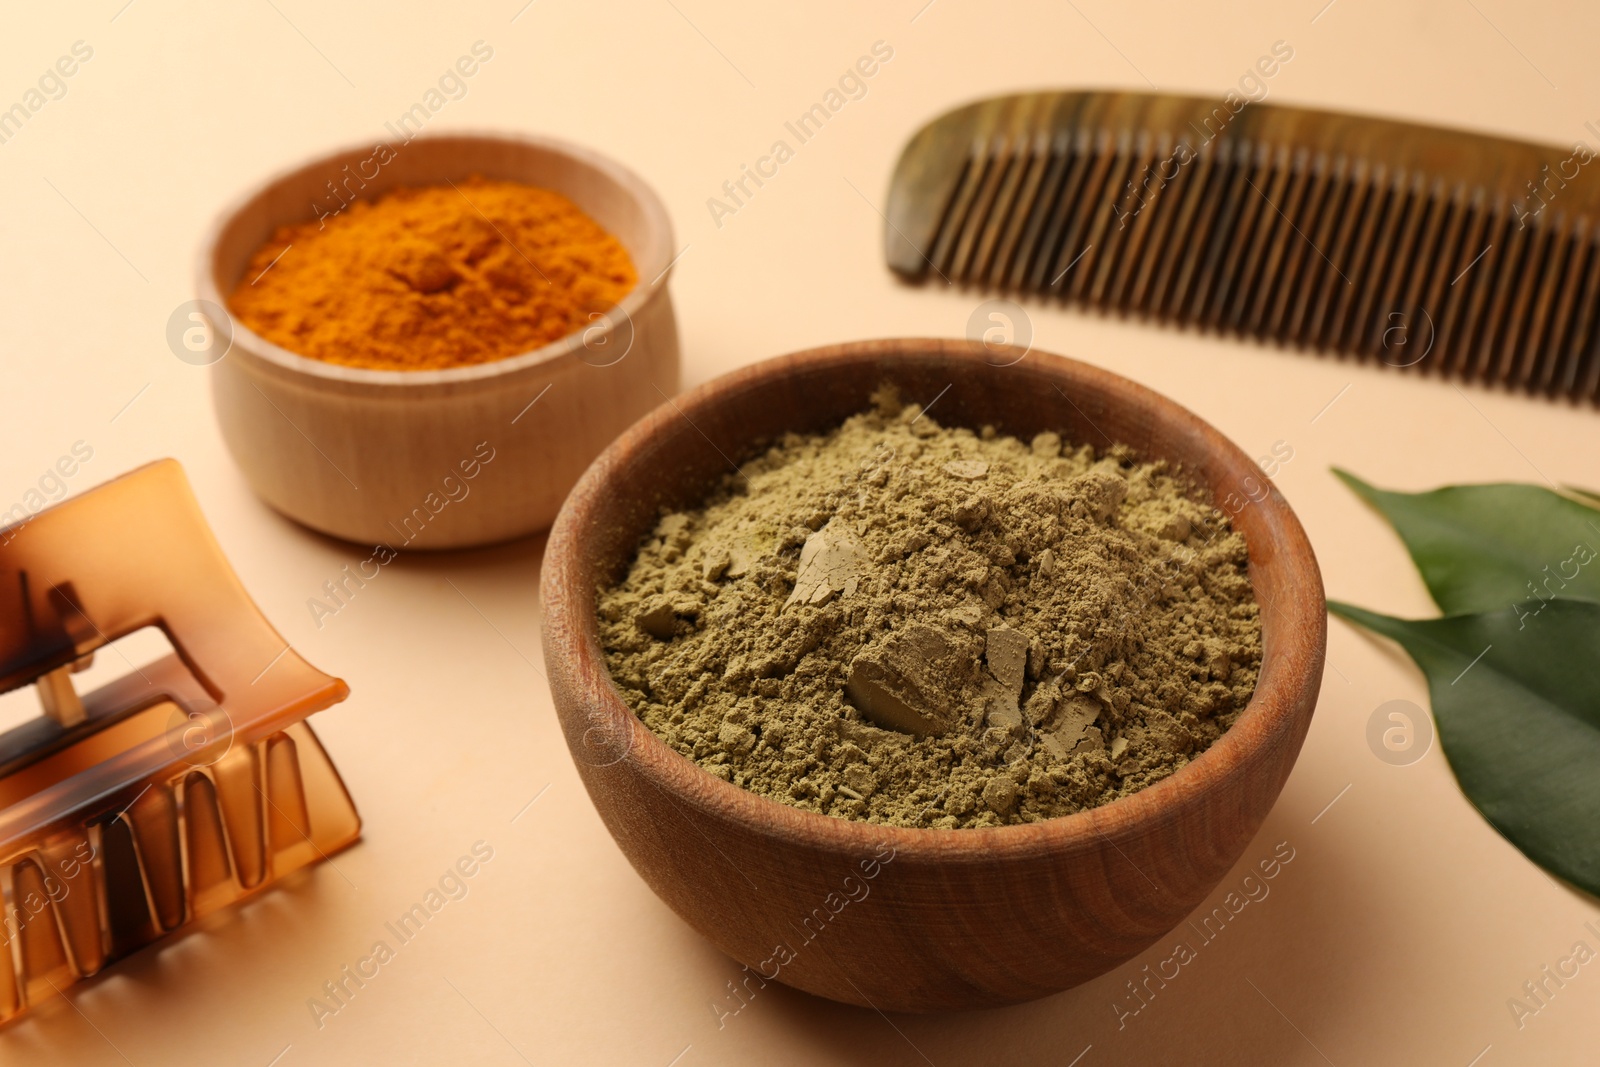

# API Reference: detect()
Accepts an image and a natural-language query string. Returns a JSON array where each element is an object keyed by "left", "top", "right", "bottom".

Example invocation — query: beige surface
[{"left": 0, "top": 0, "right": 1595, "bottom": 1063}]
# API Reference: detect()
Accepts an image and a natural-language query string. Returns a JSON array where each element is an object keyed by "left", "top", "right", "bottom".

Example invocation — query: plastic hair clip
[{"left": 0, "top": 459, "right": 359, "bottom": 1023}]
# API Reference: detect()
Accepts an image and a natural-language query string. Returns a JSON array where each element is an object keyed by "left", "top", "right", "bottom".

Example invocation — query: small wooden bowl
[
  {"left": 541, "top": 339, "right": 1325, "bottom": 1013},
  {"left": 198, "top": 132, "right": 679, "bottom": 549}
]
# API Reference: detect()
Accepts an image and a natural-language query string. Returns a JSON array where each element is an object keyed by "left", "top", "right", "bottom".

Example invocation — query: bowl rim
[
  {"left": 195, "top": 129, "right": 676, "bottom": 390},
  {"left": 543, "top": 338, "right": 1326, "bottom": 862}
]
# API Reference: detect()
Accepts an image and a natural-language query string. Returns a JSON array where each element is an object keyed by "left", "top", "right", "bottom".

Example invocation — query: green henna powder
[{"left": 598, "top": 389, "right": 1262, "bottom": 829}]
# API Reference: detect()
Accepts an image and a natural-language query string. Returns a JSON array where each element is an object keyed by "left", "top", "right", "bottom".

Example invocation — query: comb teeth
[{"left": 885, "top": 92, "right": 1600, "bottom": 403}]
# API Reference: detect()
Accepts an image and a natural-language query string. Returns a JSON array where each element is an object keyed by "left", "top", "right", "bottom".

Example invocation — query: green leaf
[
  {"left": 1330, "top": 598, "right": 1600, "bottom": 895},
  {"left": 1334, "top": 468, "right": 1600, "bottom": 614}
]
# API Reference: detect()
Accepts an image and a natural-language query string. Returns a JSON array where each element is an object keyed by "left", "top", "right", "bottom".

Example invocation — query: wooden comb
[{"left": 884, "top": 91, "right": 1600, "bottom": 401}]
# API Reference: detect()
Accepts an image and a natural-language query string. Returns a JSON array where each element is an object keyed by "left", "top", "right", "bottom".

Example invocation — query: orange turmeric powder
[{"left": 228, "top": 176, "right": 637, "bottom": 371}]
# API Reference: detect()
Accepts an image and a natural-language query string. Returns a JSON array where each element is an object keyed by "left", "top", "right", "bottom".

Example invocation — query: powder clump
[
  {"left": 228, "top": 176, "right": 636, "bottom": 371},
  {"left": 598, "top": 390, "right": 1262, "bottom": 829}
]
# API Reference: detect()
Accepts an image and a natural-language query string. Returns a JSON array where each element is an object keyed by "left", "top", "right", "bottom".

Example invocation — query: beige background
[{"left": 0, "top": 0, "right": 1596, "bottom": 1062}]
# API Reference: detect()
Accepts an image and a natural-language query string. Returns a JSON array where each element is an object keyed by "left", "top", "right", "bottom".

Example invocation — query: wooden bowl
[
  {"left": 540, "top": 339, "right": 1325, "bottom": 1012},
  {"left": 198, "top": 132, "right": 679, "bottom": 550}
]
